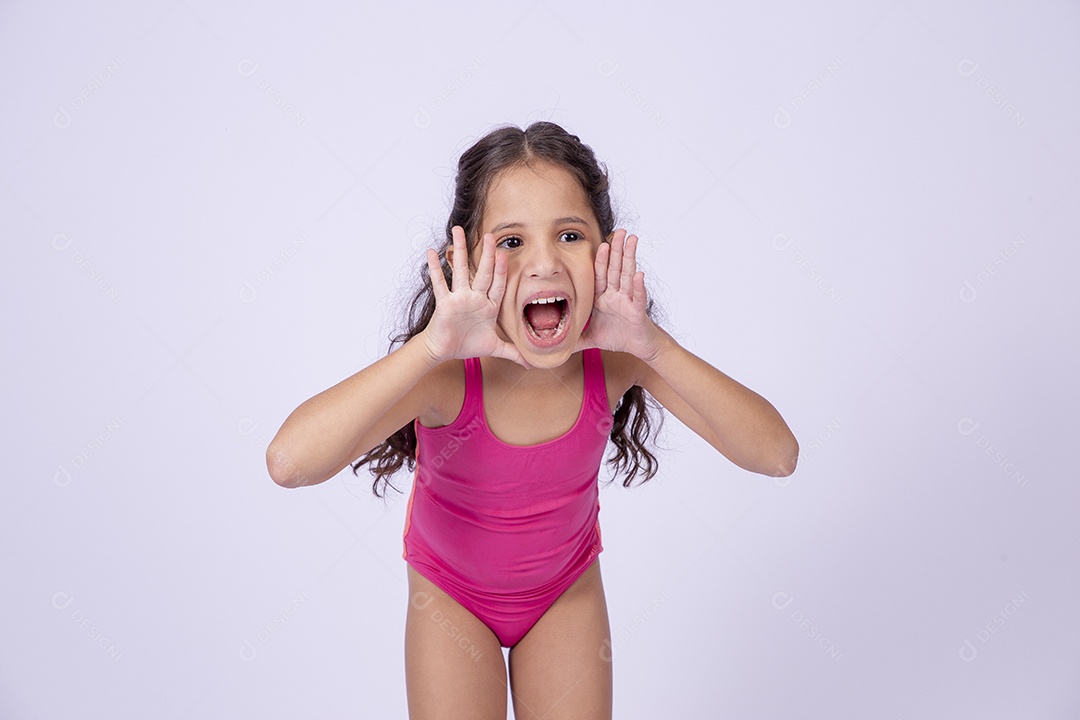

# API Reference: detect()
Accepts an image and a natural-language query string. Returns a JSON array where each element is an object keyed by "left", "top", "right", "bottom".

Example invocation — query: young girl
[{"left": 267, "top": 122, "right": 798, "bottom": 719}]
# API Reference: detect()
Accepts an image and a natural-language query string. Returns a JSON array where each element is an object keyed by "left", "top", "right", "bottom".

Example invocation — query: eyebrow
[{"left": 490, "top": 216, "right": 590, "bottom": 234}]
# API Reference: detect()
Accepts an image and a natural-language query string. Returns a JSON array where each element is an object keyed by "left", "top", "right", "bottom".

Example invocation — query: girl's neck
[{"left": 480, "top": 351, "right": 583, "bottom": 390}]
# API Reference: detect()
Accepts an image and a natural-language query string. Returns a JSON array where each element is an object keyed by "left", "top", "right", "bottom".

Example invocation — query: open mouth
[{"left": 522, "top": 296, "right": 570, "bottom": 346}]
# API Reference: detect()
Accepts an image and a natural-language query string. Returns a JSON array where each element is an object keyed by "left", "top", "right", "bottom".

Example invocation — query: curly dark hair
[{"left": 353, "top": 121, "right": 665, "bottom": 497}]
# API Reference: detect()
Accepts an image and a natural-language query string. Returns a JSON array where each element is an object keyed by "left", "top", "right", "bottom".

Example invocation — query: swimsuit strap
[
  {"left": 582, "top": 348, "right": 608, "bottom": 413},
  {"left": 465, "top": 350, "right": 608, "bottom": 428},
  {"left": 462, "top": 356, "right": 483, "bottom": 418}
]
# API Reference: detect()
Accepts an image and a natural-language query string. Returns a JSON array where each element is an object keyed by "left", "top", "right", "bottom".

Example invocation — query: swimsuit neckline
[{"left": 475, "top": 351, "right": 591, "bottom": 450}]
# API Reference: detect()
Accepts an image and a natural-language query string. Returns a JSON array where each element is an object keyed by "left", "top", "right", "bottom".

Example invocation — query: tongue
[{"left": 525, "top": 302, "right": 562, "bottom": 333}]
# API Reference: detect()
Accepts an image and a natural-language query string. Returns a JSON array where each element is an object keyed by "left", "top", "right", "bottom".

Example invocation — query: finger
[
  {"left": 633, "top": 270, "right": 646, "bottom": 306},
  {"left": 488, "top": 246, "right": 508, "bottom": 302},
  {"left": 449, "top": 225, "right": 469, "bottom": 290},
  {"left": 472, "top": 232, "right": 495, "bottom": 292},
  {"left": 607, "top": 229, "right": 625, "bottom": 291},
  {"left": 427, "top": 248, "right": 450, "bottom": 301},
  {"left": 621, "top": 234, "right": 638, "bottom": 292},
  {"left": 593, "top": 241, "right": 609, "bottom": 296}
]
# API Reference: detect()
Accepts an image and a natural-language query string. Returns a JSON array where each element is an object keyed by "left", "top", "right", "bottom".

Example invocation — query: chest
[
  {"left": 482, "top": 371, "right": 587, "bottom": 445},
  {"left": 424, "top": 353, "right": 630, "bottom": 445}
]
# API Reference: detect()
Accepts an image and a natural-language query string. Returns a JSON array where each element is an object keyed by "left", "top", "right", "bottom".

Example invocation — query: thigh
[
  {"left": 507, "top": 559, "right": 613, "bottom": 720},
  {"left": 405, "top": 564, "right": 509, "bottom": 720}
]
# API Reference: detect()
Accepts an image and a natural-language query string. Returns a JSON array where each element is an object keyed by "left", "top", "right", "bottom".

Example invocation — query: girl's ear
[{"left": 445, "top": 245, "right": 474, "bottom": 275}]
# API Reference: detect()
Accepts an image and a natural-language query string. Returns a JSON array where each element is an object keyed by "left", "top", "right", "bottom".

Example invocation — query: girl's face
[{"left": 471, "top": 160, "right": 605, "bottom": 370}]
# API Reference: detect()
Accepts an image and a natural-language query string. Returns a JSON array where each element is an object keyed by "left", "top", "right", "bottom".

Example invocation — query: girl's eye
[
  {"left": 560, "top": 231, "right": 582, "bottom": 242},
  {"left": 497, "top": 236, "right": 522, "bottom": 249}
]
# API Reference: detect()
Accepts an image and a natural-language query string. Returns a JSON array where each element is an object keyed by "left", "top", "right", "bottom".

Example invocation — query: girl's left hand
[{"left": 574, "top": 229, "right": 666, "bottom": 362}]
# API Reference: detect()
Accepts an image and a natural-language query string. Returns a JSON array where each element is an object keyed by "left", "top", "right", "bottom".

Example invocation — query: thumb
[
  {"left": 492, "top": 340, "right": 532, "bottom": 370},
  {"left": 572, "top": 310, "right": 598, "bottom": 353},
  {"left": 572, "top": 331, "right": 598, "bottom": 354}
]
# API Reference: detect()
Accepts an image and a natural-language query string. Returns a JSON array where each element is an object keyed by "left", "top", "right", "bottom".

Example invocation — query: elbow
[
  {"left": 771, "top": 455, "right": 797, "bottom": 478},
  {"left": 769, "top": 437, "right": 799, "bottom": 478},
  {"left": 266, "top": 444, "right": 302, "bottom": 488}
]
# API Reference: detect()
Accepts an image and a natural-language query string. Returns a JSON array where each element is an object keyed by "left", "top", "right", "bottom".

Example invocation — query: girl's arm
[
  {"left": 268, "top": 226, "right": 527, "bottom": 488},
  {"left": 266, "top": 332, "right": 441, "bottom": 488},
  {"left": 633, "top": 327, "right": 798, "bottom": 477},
  {"left": 579, "top": 229, "right": 798, "bottom": 477}
]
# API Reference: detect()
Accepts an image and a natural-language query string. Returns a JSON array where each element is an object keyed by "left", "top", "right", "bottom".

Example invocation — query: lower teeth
[{"left": 527, "top": 315, "right": 565, "bottom": 341}]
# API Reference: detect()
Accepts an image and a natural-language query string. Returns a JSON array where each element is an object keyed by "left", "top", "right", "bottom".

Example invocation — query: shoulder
[
  {"left": 417, "top": 358, "right": 466, "bottom": 428},
  {"left": 598, "top": 349, "right": 645, "bottom": 386},
  {"left": 597, "top": 350, "right": 643, "bottom": 412}
]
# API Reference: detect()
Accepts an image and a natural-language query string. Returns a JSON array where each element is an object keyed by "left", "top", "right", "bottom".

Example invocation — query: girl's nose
[{"left": 523, "top": 239, "right": 562, "bottom": 278}]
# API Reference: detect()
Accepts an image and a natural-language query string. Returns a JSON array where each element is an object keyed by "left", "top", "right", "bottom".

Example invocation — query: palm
[
  {"left": 589, "top": 285, "right": 648, "bottom": 351},
  {"left": 576, "top": 230, "right": 663, "bottom": 362},
  {"left": 423, "top": 227, "right": 529, "bottom": 367},
  {"left": 427, "top": 287, "right": 501, "bottom": 359}
]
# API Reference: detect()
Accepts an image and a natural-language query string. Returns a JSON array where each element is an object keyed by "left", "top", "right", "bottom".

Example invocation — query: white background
[{"left": 3, "top": 1, "right": 1078, "bottom": 718}]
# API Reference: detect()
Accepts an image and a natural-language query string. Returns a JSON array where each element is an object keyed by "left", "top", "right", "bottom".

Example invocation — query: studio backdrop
[{"left": 2, "top": 1, "right": 1077, "bottom": 718}]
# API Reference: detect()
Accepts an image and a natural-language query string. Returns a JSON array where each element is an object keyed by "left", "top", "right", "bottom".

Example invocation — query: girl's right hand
[{"left": 421, "top": 225, "right": 530, "bottom": 368}]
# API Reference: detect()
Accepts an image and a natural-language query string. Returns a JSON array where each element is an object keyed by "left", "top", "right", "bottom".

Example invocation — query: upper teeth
[{"left": 528, "top": 296, "right": 565, "bottom": 305}]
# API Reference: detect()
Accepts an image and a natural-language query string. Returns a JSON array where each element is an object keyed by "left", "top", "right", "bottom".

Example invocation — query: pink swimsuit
[{"left": 402, "top": 348, "right": 609, "bottom": 648}]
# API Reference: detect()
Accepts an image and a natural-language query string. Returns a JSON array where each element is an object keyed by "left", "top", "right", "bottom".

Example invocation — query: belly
[{"left": 405, "top": 478, "right": 600, "bottom": 592}]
